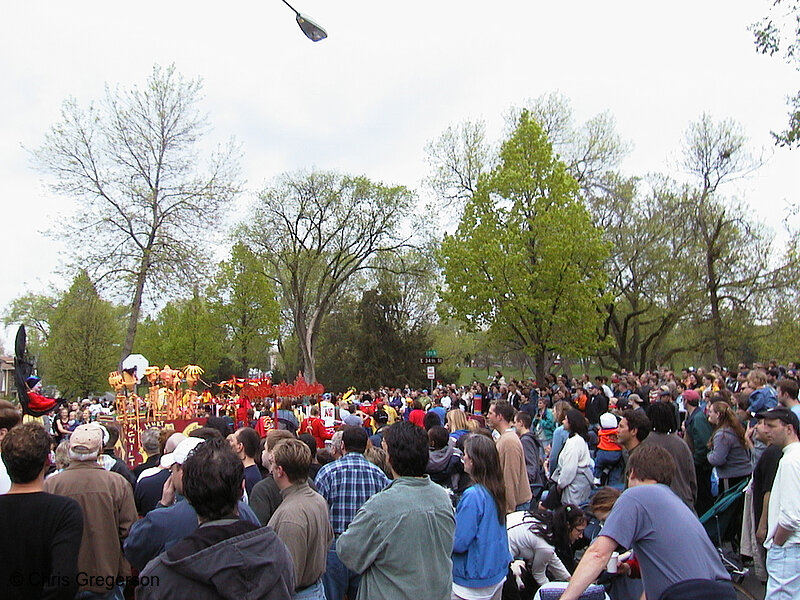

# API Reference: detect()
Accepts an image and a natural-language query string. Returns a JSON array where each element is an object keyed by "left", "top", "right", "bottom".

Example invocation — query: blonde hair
[
  {"left": 271, "top": 438, "right": 311, "bottom": 482},
  {"left": 364, "top": 446, "right": 392, "bottom": 478},
  {"left": 446, "top": 409, "right": 468, "bottom": 432},
  {"left": 553, "top": 400, "right": 571, "bottom": 424},
  {"left": 748, "top": 369, "right": 767, "bottom": 388},
  {"left": 466, "top": 418, "right": 481, "bottom": 433},
  {"left": 265, "top": 429, "right": 295, "bottom": 451},
  {"left": 55, "top": 439, "right": 71, "bottom": 470}
]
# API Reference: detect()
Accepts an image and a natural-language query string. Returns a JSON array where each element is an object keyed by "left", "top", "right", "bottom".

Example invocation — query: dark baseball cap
[{"left": 756, "top": 406, "right": 800, "bottom": 430}]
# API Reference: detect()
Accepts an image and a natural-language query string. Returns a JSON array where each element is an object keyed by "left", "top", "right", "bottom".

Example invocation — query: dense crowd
[{"left": 1, "top": 362, "right": 800, "bottom": 600}]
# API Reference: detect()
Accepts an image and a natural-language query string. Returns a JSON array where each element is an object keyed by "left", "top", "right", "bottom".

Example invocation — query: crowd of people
[{"left": 1, "top": 361, "right": 800, "bottom": 600}]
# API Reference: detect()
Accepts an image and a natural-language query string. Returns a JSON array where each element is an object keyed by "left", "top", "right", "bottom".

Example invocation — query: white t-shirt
[
  {"left": 765, "top": 441, "right": 800, "bottom": 548},
  {"left": 0, "top": 453, "right": 11, "bottom": 495},
  {"left": 452, "top": 579, "right": 505, "bottom": 600}
]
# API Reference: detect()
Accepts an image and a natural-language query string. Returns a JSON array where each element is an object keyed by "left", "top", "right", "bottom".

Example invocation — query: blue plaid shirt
[{"left": 314, "top": 452, "right": 390, "bottom": 535}]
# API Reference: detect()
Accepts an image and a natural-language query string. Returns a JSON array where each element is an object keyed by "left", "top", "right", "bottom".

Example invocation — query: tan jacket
[
  {"left": 44, "top": 460, "right": 137, "bottom": 593},
  {"left": 268, "top": 480, "right": 333, "bottom": 588},
  {"left": 497, "top": 431, "right": 532, "bottom": 512}
]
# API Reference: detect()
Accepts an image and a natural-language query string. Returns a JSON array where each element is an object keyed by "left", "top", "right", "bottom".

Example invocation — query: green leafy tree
[
  {"left": 3, "top": 293, "right": 58, "bottom": 361},
  {"left": 510, "top": 92, "right": 630, "bottom": 204},
  {"left": 240, "top": 170, "right": 415, "bottom": 383},
  {"left": 429, "top": 319, "right": 484, "bottom": 377},
  {"left": 313, "top": 296, "right": 360, "bottom": 391},
  {"left": 439, "top": 112, "right": 609, "bottom": 381},
  {"left": 34, "top": 64, "right": 240, "bottom": 362},
  {"left": 42, "top": 271, "right": 121, "bottom": 397},
  {"left": 425, "top": 93, "right": 629, "bottom": 219},
  {"left": 760, "top": 299, "right": 800, "bottom": 364},
  {"left": 134, "top": 292, "right": 227, "bottom": 380},
  {"left": 210, "top": 243, "right": 280, "bottom": 376},
  {"left": 314, "top": 289, "right": 432, "bottom": 390}
]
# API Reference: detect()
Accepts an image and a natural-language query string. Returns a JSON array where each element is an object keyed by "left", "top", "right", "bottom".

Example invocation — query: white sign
[
  {"left": 427, "top": 366, "right": 435, "bottom": 380},
  {"left": 121, "top": 354, "right": 149, "bottom": 382}
]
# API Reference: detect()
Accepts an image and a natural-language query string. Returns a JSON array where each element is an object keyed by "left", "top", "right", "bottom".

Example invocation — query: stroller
[
  {"left": 698, "top": 478, "right": 748, "bottom": 547},
  {"left": 698, "top": 478, "right": 753, "bottom": 597}
]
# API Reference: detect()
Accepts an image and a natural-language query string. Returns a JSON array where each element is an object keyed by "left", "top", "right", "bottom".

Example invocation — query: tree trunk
[
  {"left": 120, "top": 263, "right": 148, "bottom": 366},
  {"left": 534, "top": 347, "right": 547, "bottom": 384},
  {"left": 295, "top": 314, "right": 318, "bottom": 384},
  {"left": 706, "top": 239, "right": 725, "bottom": 366},
  {"left": 302, "top": 331, "right": 316, "bottom": 383}
]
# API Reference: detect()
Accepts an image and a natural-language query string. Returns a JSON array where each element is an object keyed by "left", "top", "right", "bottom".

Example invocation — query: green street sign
[{"left": 425, "top": 349, "right": 438, "bottom": 358}]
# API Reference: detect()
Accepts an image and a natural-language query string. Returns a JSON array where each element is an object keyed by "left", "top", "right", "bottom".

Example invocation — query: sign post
[{"left": 421, "top": 350, "right": 440, "bottom": 390}]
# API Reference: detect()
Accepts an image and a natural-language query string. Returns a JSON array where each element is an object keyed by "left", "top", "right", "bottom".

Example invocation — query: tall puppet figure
[{"left": 13, "top": 325, "right": 58, "bottom": 417}]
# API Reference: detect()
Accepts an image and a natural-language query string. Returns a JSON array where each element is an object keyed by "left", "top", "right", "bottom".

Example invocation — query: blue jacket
[
  {"left": 748, "top": 387, "right": 777, "bottom": 414},
  {"left": 124, "top": 498, "right": 260, "bottom": 571},
  {"left": 548, "top": 426, "right": 569, "bottom": 474},
  {"left": 452, "top": 484, "right": 511, "bottom": 588}
]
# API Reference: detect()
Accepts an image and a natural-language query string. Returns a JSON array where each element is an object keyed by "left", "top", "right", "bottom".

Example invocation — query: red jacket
[
  {"left": 26, "top": 389, "right": 58, "bottom": 413},
  {"left": 598, "top": 427, "right": 622, "bottom": 452},
  {"left": 300, "top": 417, "right": 333, "bottom": 448},
  {"left": 409, "top": 409, "right": 426, "bottom": 428}
]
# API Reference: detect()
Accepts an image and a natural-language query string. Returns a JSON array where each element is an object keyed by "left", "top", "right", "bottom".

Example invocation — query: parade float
[
  {"left": 109, "top": 355, "right": 326, "bottom": 467},
  {"left": 12, "top": 323, "right": 329, "bottom": 467}
]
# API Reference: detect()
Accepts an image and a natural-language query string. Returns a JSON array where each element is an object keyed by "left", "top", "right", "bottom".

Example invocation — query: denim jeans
[
  {"left": 322, "top": 544, "right": 360, "bottom": 600},
  {"left": 766, "top": 544, "right": 800, "bottom": 600},
  {"left": 593, "top": 449, "right": 623, "bottom": 485},
  {"left": 75, "top": 585, "right": 124, "bottom": 600},
  {"left": 295, "top": 578, "right": 327, "bottom": 600}
]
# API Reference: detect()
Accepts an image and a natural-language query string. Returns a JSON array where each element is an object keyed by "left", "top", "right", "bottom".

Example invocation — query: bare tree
[
  {"left": 240, "top": 170, "right": 415, "bottom": 383},
  {"left": 597, "top": 175, "right": 702, "bottom": 371},
  {"left": 681, "top": 114, "right": 786, "bottom": 365},
  {"left": 423, "top": 120, "right": 491, "bottom": 211},
  {"left": 34, "top": 64, "right": 240, "bottom": 361},
  {"left": 510, "top": 92, "right": 631, "bottom": 202}
]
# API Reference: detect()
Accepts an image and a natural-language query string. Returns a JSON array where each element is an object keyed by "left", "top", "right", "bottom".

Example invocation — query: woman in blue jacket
[{"left": 452, "top": 434, "right": 511, "bottom": 600}]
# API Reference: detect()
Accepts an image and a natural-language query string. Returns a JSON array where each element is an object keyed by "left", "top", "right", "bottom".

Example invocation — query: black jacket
[{"left": 138, "top": 519, "right": 295, "bottom": 600}]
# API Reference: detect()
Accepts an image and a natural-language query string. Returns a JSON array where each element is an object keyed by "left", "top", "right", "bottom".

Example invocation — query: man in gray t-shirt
[
  {"left": 599, "top": 484, "right": 728, "bottom": 599},
  {"left": 558, "top": 445, "right": 734, "bottom": 600}
]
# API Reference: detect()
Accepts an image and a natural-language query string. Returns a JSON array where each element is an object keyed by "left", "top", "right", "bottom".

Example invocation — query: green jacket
[
  {"left": 684, "top": 408, "right": 713, "bottom": 467},
  {"left": 337, "top": 476, "right": 455, "bottom": 600}
]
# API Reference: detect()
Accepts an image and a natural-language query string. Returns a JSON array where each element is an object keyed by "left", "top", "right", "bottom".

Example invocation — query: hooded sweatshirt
[
  {"left": 426, "top": 443, "right": 463, "bottom": 489},
  {"left": 137, "top": 519, "right": 294, "bottom": 600}
]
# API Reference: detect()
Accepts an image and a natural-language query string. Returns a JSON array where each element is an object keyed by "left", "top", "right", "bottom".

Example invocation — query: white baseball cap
[{"left": 160, "top": 436, "right": 205, "bottom": 468}]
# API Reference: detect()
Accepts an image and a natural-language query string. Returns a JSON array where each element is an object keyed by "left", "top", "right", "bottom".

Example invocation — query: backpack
[{"left": 276, "top": 417, "right": 297, "bottom": 434}]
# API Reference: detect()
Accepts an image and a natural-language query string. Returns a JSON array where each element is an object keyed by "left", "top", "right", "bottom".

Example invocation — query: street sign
[
  {"left": 426, "top": 366, "right": 436, "bottom": 379},
  {"left": 419, "top": 357, "right": 443, "bottom": 365},
  {"left": 425, "top": 349, "right": 438, "bottom": 358}
]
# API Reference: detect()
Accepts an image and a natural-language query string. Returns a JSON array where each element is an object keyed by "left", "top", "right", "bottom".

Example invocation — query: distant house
[{"left": 0, "top": 355, "right": 16, "bottom": 400}]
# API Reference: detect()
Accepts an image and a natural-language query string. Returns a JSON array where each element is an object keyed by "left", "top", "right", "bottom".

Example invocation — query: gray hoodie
[{"left": 426, "top": 443, "right": 463, "bottom": 489}]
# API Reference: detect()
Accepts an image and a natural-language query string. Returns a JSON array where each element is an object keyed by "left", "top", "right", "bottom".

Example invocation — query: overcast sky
[{"left": 1, "top": 0, "right": 798, "bottom": 350}]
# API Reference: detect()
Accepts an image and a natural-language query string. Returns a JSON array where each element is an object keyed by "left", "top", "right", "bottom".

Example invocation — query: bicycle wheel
[{"left": 732, "top": 581, "right": 758, "bottom": 600}]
